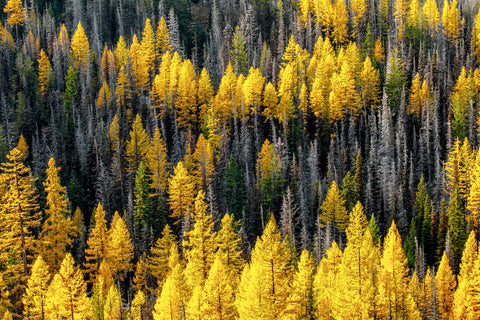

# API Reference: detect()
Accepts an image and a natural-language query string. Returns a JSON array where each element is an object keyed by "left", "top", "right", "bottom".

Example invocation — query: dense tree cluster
[{"left": 2, "top": 0, "right": 480, "bottom": 318}]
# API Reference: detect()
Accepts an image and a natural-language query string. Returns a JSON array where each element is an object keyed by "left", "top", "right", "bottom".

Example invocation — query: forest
[{"left": 2, "top": 0, "right": 480, "bottom": 318}]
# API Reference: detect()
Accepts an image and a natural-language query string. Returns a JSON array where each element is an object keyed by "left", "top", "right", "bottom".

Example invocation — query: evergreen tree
[{"left": 448, "top": 186, "right": 467, "bottom": 273}]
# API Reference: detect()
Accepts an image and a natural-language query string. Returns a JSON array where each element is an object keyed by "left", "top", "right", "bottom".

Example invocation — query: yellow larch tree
[
  {"left": 334, "top": 202, "right": 381, "bottom": 318},
  {"left": 140, "top": 18, "right": 156, "bottom": 80},
  {"left": 331, "top": 0, "right": 348, "bottom": 45},
  {"left": 314, "top": 241, "right": 343, "bottom": 319},
  {"left": 277, "top": 63, "right": 297, "bottom": 125},
  {"left": 467, "top": 251, "right": 480, "bottom": 319},
  {"left": 444, "top": 137, "right": 472, "bottom": 199},
  {"left": 45, "top": 253, "right": 89, "bottom": 319},
  {"left": 130, "top": 34, "right": 148, "bottom": 93},
  {"left": 151, "top": 52, "right": 171, "bottom": 112},
  {"left": 148, "top": 224, "right": 177, "bottom": 285},
  {"left": 38, "top": 49, "right": 52, "bottom": 96},
  {"left": 130, "top": 290, "right": 146, "bottom": 320},
  {"left": 423, "top": 0, "right": 440, "bottom": 33},
  {"left": 378, "top": 221, "right": 418, "bottom": 319},
  {"left": 114, "top": 35, "right": 128, "bottom": 70},
  {"left": 152, "top": 255, "right": 186, "bottom": 320},
  {"left": 115, "top": 65, "right": 132, "bottom": 108},
  {"left": 125, "top": 114, "right": 150, "bottom": 174},
  {"left": 0, "top": 146, "right": 41, "bottom": 301},
  {"left": 147, "top": 127, "right": 169, "bottom": 195},
  {"left": 84, "top": 203, "right": 109, "bottom": 282},
  {"left": 236, "top": 215, "right": 293, "bottom": 320},
  {"left": 453, "top": 230, "right": 477, "bottom": 318},
  {"left": 186, "top": 284, "right": 203, "bottom": 320},
  {"left": 201, "top": 254, "right": 238, "bottom": 320},
  {"left": 213, "top": 63, "right": 237, "bottom": 125},
  {"left": 167, "top": 161, "right": 195, "bottom": 221},
  {"left": 193, "top": 134, "right": 215, "bottom": 190},
  {"left": 407, "top": 0, "right": 421, "bottom": 31},
  {"left": 435, "top": 251, "right": 456, "bottom": 318},
  {"left": 71, "top": 21, "right": 90, "bottom": 75},
  {"left": 441, "top": 0, "right": 460, "bottom": 43},
  {"left": 257, "top": 139, "right": 282, "bottom": 213},
  {"left": 175, "top": 59, "right": 198, "bottom": 130},
  {"left": 350, "top": 0, "right": 366, "bottom": 38},
  {"left": 262, "top": 81, "right": 279, "bottom": 120},
  {"left": 359, "top": 56, "right": 381, "bottom": 112},
  {"left": 298, "top": 0, "right": 312, "bottom": 27},
  {"left": 167, "top": 52, "right": 182, "bottom": 104},
  {"left": 38, "top": 157, "right": 78, "bottom": 272},
  {"left": 183, "top": 190, "right": 216, "bottom": 291},
  {"left": 374, "top": 37, "right": 385, "bottom": 64},
  {"left": 103, "top": 284, "right": 122, "bottom": 320},
  {"left": 319, "top": 180, "right": 349, "bottom": 234},
  {"left": 23, "top": 255, "right": 51, "bottom": 319},
  {"left": 329, "top": 59, "right": 359, "bottom": 120},
  {"left": 285, "top": 249, "right": 315, "bottom": 319},
  {"left": 3, "top": 0, "right": 25, "bottom": 29},
  {"left": 197, "top": 68, "right": 214, "bottom": 122},
  {"left": 394, "top": 0, "right": 409, "bottom": 42},
  {"left": 242, "top": 67, "right": 265, "bottom": 118},
  {"left": 216, "top": 213, "right": 244, "bottom": 276},
  {"left": 310, "top": 52, "right": 336, "bottom": 118},
  {"left": 156, "top": 16, "right": 172, "bottom": 55},
  {"left": 467, "top": 148, "right": 480, "bottom": 235},
  {"left": 106, "top": 211, "right": 134, "bottom": 281},
  {"left": 97, "top": 80, "right": 113, "bottom": 110},
  {"left": 472, "top": 10, "right": 480, "bottom": 63}
]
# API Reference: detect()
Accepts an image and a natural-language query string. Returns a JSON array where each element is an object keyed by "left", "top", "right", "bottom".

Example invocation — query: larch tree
[
  {"left": 71, "top": 21, "right": 90, "bottom": 75},
  {"left": 130, "top": 290, "right": 146, "bottom": 320},
  {"left": 197, "top": 68, "right": 214, "bottom": 121},
  {"left": 38, "top": 49, "right": 52, "bottom": 96},
  {"left": 148, "top": 224, "right": 177, "bottom": 285},
  {"left": 423, "top": 0, "right": 440, "bottom": 33},
  {"left": 3, "top": 0, "right": 24, "bottom": 29},
  {"left": 84, "top": 203, "right": 109, "bottom": 283},
  {"left": 378, "top": 221, "right": 417, "bottom": 318},
  {"left": 335, "top": 202, "right": 380, "bottom": 318},
  {"left": 435, "top": 251, "right": 456, "bottom": 318},
  {"left": 236, "top": 215, "right": 293, "bottom": 320},
  {"left": 314, "top": 241, "right": 343, "bottom": 319},
  {"left": 467, "top": 251, "right": 480, "bottom": 319},
  {"left": 106, "top": 211, "right": 134, "bottom": 282},
  {"left": 130, "top": 34, "right": 149, "bottom": 92},
  {"left": 23, "top": 255, "right": 51, "bottom": 319},
  {"left": 175, "top": 59, "right": 198, "bottom": 130},
  {"left": 200, "top": 254, "right": 238, "bottom": 320},
  {"left": 216, "top": 213, "right": 244, "bottom": 276},
  {"left": 350, "top": 0, "right": 366, "bottom": 38},
  {"left": 156, "top": 16, "right": 172, "bottom": 55},
  {"left": 192, "top": 134, "right": 215, "bottom": 190},
  {"left": 441, "top": 0, "right": 460, "bottom": 43},
  {"left": 38, "top": 157, "right": 78, "bottom": 272},
  {"left": 472, "top": 10, "right": 480, "bottom": 64},
  {"left": 360, "top": 56, "right": 381, "bottom": 112},
  {"left": 453, "top": 230, "right": 477, "bottom": 318},
  {"left": 152, "top": 255, "right": 186, "bottom": 320},
  {"left": 448, "top": 185, "right": 467, "bottom": 273},
  {"left": 183, "top": 190, "right": 216, "bottom": 291},
  {"left": 103, "top": 284, "right": 122, "bottom": 320},
  {"left": 394, "top": 0, "right": 409, "bottom": 41},
  {"left": 467, "top": 148, "right": 480, "bottom": 236},
  {"left": 320, "top": 180, "right": 349, "bottom": 235},
  {"left": 213, "top": 63, "right": 237, "bottom": 125},
  {"left": 286, "top": 249, "right": 315, "bottom": 319},
  {"left": 45, "top": 253, "right": 90, "bottom": 319},
  {"left": 140, "top": 18, "right": 156, "bottom": 80},
  {"left": 126, "top": 114, "right": 150, "bottom": 175},
  {"left": 167, "top": 161, "right": 195, "bottom": 221},
  {"left": 0, "top": 146, "right": 41, "bottom": 302}
]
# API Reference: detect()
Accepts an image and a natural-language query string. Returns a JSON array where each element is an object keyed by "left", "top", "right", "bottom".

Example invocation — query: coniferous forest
[{"left": 3, "top": 0, "right": 480, "bottom": 318}]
